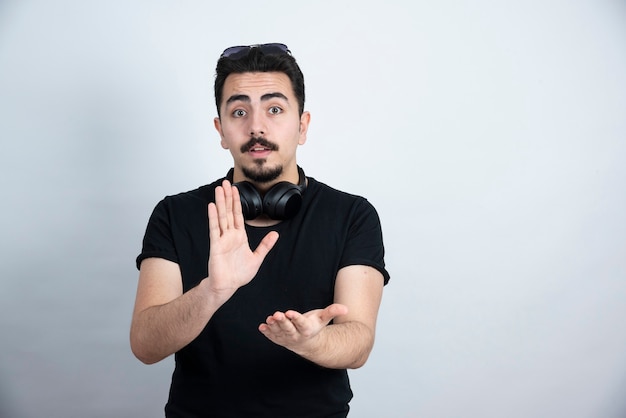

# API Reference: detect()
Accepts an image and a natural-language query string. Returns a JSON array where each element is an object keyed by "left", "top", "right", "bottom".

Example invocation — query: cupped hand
[{"left": 258, "top": 303, "right": 349, "bottom": 351}]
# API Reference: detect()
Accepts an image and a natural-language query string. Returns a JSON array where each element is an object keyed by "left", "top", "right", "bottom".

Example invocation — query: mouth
[
  {"left": 247, "top": 144, "right": 273, "bottom": 159},
  {"left": 241, "top": 137, "right": 278, "bottom": 155},
  {"left": 250, "top": 145, "right": 271, "bottom": 152}
]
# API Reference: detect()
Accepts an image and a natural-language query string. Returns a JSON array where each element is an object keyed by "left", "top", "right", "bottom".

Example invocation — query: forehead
[{"left": 222, "top": 72, "right": 294, "bottom": 100}]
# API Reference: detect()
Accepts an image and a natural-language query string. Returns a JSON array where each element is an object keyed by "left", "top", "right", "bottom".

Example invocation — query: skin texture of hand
[
  {"left": 257, "top": 265, "right": 384, "bottom": 369},
  {"left": 259, "top": 304, "right": 349, "bottom": 360},
  {"left": 207, "top": 180, "right": 279, "bottom": 304},
  {"left": 259, "top": 304, "right": 348, "bottom": 342}
]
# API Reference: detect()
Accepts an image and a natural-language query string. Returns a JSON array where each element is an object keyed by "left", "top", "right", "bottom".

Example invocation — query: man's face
[{"left": 214, "top": 71, "right": 310, "bottom": 185}]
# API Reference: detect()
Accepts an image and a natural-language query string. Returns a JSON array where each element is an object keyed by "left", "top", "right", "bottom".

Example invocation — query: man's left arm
[{"left": 258, "top": 264, "right": 384, "bottom": 369}]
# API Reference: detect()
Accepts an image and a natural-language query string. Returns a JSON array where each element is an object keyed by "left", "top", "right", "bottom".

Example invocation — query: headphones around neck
[{"left": 226, "top": 166, "right": 307, "bottom": 220}]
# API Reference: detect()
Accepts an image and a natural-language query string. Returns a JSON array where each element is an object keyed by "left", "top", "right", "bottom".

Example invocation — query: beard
[
  {"left": 240, "top": 136, "right": 282, "bottom": 183},
  {"left": 242, "top": 163, "right": 283, "bottom": 183}
]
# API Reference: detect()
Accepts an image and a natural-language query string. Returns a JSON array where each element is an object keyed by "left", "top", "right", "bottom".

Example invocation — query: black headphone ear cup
[
  {"left": 263, "top": 183, "right": 303, "bottom": 220},
  {"left": 233, "top": 181, "right": 263, "bottom": 220}
]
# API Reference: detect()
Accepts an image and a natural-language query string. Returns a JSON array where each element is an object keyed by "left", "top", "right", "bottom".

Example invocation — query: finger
[
  {"left": 267, "top": 311, "right": 286, "bottom": 325},
  {"left": 284, "top": 310, "right": 308, "bottom": 332},
  {"left": 272, "top": 312, "right": 297, "bottom": 333},
  {"left": 265, "top": 313, "right": 279, "bottom": 326},
  {"left": 231, "top": 185, "right": 245, "bottom": 229},
  {"left": 264, "top": 312, "right": 290, "bottom": 331},
  {"left": 318, "top": 303, "right": 349, "bottom": 324},
  {"left": 284, "top": 310, "right": 302, "bottom": 321},
  {"left": 222, "top": 180, "right": 234, "bottom": 228},
  {"left": 214, "top": 185, "right": 229, "bottom": 231},
  {"left": 208, "top": 203, "right": 220, "bottom": 240}
]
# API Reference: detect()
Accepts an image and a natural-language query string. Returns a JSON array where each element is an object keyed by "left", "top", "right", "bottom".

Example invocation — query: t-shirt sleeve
[
  {"left": 339, "top": 199, "right": 390, "bottom": 285},
  {"left": 136, "top": 198, "right": 180, "bottom": 270}
]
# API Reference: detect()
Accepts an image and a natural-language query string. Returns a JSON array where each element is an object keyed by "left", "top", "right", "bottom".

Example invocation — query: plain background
[{"left": 1, "top": 1, "right": 625, "bottom": 417}]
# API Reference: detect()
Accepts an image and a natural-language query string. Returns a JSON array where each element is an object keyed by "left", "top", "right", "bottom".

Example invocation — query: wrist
[{"left": 199, "top": 276, "right": 235, "bottom": 308}]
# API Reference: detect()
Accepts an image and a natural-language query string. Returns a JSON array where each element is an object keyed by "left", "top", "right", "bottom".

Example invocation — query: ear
[
  {"left": 214, "top": 117, "right": 228, "bottom": 149},
  {"left": 298, "top": 111, "right": 311, "bottom": 145}
]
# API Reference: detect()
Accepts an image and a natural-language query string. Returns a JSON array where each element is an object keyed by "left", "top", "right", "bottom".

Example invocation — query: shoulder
[
  {"left": 306, "top": 176, "right": 366, "bottom": 202},
  {"left": 158, "top": 179, "right": 223, "bottom": 208},
  {"left": 146, "top": 179, "right": 225, "bottom": 226},
  {"left": 304, "top": 176, "right": 390, "bottom": 284},
  {"left": 305, "top": 177, "right": 378, "bottom": 215}
]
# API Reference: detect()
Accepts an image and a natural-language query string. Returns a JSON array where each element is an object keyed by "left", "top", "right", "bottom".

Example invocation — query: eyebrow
[{"left": 225, "top": 92, "right": 289, "bottom": 105}]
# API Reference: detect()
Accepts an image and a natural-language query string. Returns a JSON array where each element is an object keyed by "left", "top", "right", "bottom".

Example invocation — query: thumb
[
  {"left": 253, "top": 231, "right": 279, "bottom": 260},
  {"left": 320, "top": 303, "right": 349, "bottom": 324}
]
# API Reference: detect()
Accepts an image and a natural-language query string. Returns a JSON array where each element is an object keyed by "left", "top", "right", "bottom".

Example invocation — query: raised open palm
[{"left": 207, "top": 180, "right": 279, "bottom": 300}]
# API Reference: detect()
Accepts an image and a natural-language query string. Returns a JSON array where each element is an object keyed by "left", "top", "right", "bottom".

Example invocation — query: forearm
[
  {"left": 296, "top": 321, "right": 375, "bottom": 369},
  {"left": 130, "top": 279, "right": 225, "bottom": 364}
]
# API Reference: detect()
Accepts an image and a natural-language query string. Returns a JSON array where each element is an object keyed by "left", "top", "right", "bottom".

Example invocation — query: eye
[
  {"left": 232, "top": 109, "right": 246, "bottom": 118},
  {"left": 268, "top": 106, "right": 282, "bottom": 115}
]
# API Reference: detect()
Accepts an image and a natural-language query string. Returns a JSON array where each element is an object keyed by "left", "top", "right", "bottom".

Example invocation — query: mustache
[{"left": 240, "top": 137, "right": 279, "bottom": 153}]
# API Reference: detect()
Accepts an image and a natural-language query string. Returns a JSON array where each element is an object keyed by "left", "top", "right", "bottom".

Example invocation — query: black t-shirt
[{"left": 137, "top": 175, "right": 390, "bottom": 418}]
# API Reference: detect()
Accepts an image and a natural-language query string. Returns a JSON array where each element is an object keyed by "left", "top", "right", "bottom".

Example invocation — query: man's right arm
[
  {"left": 130, "top": 181, "right": 279, "bottom": 365},
  {"left": 130, "top": 257, "right": 229, "bottom": 364}
]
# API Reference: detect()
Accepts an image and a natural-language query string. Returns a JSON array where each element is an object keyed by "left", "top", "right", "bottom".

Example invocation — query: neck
[
  {"left": 245, "top": 215, "right": 282, "bottom": 227},
  {"left": 231, "top": 165, "right": 302, "bottom": 190}
]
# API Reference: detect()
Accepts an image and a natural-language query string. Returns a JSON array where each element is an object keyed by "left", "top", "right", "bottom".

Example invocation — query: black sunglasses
[{"left": 220, "top": 43, "right": 291, "bottom": 60}]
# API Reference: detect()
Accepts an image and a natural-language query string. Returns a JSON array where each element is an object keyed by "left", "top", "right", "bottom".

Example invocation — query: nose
[{"left": 248, "top": 110, "right": 266, "bottom": 137}]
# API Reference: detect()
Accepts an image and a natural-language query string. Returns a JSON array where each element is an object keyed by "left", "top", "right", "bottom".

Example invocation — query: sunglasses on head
[{"left": 220, "top": 43, "right": 291, "bottom": 60}]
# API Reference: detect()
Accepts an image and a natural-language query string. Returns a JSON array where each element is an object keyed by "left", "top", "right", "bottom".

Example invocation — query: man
[{"left": 131, "top": 43, "right": 390, "bottom": 417}]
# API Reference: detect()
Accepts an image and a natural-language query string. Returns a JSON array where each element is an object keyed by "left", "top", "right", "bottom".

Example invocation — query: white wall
[{"left": 1, "top": 1, "right": 625, "bottom": 417}]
